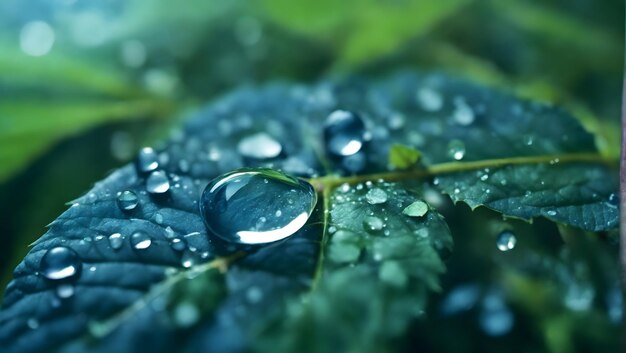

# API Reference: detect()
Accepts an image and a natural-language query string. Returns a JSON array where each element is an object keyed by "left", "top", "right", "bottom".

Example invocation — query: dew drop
[
  {"left": 117, "top": 190, "right": 139, "bottom": 211},
  {"left": 181, "top": 250, "right": 197, "bottom": 268},
  {"left": 56, "top": 284, "right": 75, "bottom": 299},
  {"left": 324, "top": 110, "right": 366, "bottom": 157},
  {"left": 200, "top": 168, "right": 317, "bottom": 245},
  {"left": 27, "top": 318, "right": 39, "bottom": 330},
  {"left": 447, "top": 140, "right": 466, "bottom": 161},
  {"left": 146, "top": 170, "right": 170, "bottom": 194},
  {"left": 137, "top": 147, "right": 159, "bottom": 173},
  {"left": 108, "top": 233, "right": 124, "bottom": 251},
  {"left": 452, "top": 97, "right": 475, "bottom": 125},
  {"left": 170, "top": 238, "right": 186, "bottom": 252},
  {"left": 237, "top": 132, "right": 282, "bottom": 160},
  {"left": 131, "top": 231, "right": 152, "bottom": 250},
  {"left": 607, "top": 193, "right": 619, "bottom": 208},
  {"left": 40, "top": 246, "right": 82, "bottom": 281},
  {"left": 546, "top": 209, "right": 558, "bottom": 216},
  {"left": 402, "top": 200, "right": 428, "bottom": 217},
  {"left": 416, "top": 87, "right": 443, "bottom": 112},
  {"left": 496, "top": 231, "right": 516, "bottom": 251},
  {"left": 173, "top": 302, "right": 199, "bottom": 328},
  {"left": 363, "top": 216, "right": 384, "bottom": 231},
  {"left": 365, "top": 188, "right": 388, "bottom": 205}
]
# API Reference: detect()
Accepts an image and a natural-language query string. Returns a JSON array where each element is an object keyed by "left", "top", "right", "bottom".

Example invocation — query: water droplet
[
  {"left": 27, "top": 318, "right": 39, "bottom": 330},
  {"left": 56, "top": 284, "right": 75, "bottom": 299},
  {"left": 364, "top": 216, "right": 384, "bottom": 231},
  {"left": 246, "top": 286, "right": 263, "bottom": 303},
  {"left": 117, "top": 190, "right": 139, "bottom": 211},
  {"left": 108, "top": 233, "right": 124, "bottom": 251},
  {"left": 40, "top": 246, "right": 82, "bottom": 281},
  {"left": 181, "top": 250, "right": 198, "bottom": 268},
  {"left": 546, "top": 209, "right": 557, "bottom": 216},
  {"left": 402, "top": 200, "right": 428, "bottom": 217},
  {"left": 20, "top": 21, "right": 55, "bottom": 57},
  {"left": 170, "top": 238, "right": 186, "bottom": 251},
  {"left": 173, "top": 302, "right": 199, "bottom": 328},
  {"left": 137, "top": 147, "right": 159, "bottom": 173},
  {"left": 237, "top": 132, "right": 282, "bottom": 160},
  {"left": 324, "top": 110, "right": 366, "bottom": 157},
  {"left": 146, "top": 170, "right": 170, "bottom": 194},
  {"left": 479, "top": 291, "right": 514, "bottom": 336},
  {"left": 131, "top": 231, "right": 152, "bottom": 250},
  {"left": 523, "top": 135, "right": 534, "bottom": 146},
  {"left": 607, "top": 193, "right": 619, "bottom": 208},
  {"left": 416, "top": 87, "right": 443, "bottom": 111},
  {"left": 452, "top": 97, "right": 475, "bottom": 125},
  {"left": 365, "top": 188, "right": 388, "bottom": 205},
  {"left": 447, "top": 140, "right": 466, "bottom": 161},
  {"left": 200, "top": 168, "right": 317, "bottom": 245},
  {"left": 496, "top": 231, "right": 516, "bottom": 251},
  {"left": 440, "top": 284, "right": 481, "bottom": 315}
]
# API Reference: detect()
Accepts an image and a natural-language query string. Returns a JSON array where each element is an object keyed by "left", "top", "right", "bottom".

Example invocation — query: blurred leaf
[
  {"left": 259, "top": 0, "right": 471, "bottom": 66},
  {"left": 0, "top": 99, "right": 172, "bottom": 183}
]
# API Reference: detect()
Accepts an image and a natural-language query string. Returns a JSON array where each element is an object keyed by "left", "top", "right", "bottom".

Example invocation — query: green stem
[{"left": 307, "top": 152, "right": 613, "bottom": 190}]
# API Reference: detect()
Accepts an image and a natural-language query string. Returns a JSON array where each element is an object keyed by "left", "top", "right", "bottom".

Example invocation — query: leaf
[
  {"left": 257, "top": 183, "right": 451, "bottom": 353},
  {"left": 388, "top": 143, "right": 421, "bottom": 170},
  {"left": 259, "top": 0, "right": 470, "bottom": 66},
  {"left": 0, "top": 72, "right": 618, "bottom": 353}
]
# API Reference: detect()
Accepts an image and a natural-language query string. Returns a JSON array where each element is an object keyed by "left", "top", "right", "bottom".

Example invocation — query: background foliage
[{"left": 0, "top": 0, "right": 623, "bottom": 352}]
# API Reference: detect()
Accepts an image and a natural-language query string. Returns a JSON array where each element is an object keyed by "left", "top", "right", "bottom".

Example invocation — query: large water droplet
[
  {"left": 131, "top": 231, "right": 152, "bottom": 250},
  {"left": 447, "top": 140, "right": 466, "bottom": 161},
  {"left": 146, "top": 170, "right": 170, "bottom": 194},
  {"left": 40, "top": 246, "right": 82, "bottom": 281},
  {"left": 117, "top": 190, "right": 139, "bottom": 211},
  {"left": 137, "top": 147, "right": 159, "bottom": 173},
  {"left": 200, "top": 168, "right": 317, "bottom": 245},
  {"left": 108, "top": 233, "right": 124, "bottom": 251},
  {"left": 237, "top": 132, "right": 282, "bottom": 160},
  {"left": 365, "top": 188, "right": 388, "bottom": 205},
  {"left": 496, "top": 231, "right": 516, "bottom": 251},
  {"left": 324, "top": 110, "right": 366, "bottom": 157}
]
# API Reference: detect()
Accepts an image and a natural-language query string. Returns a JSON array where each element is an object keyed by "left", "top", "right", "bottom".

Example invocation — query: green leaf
[
  {"left": 258, "top": 183, "right": 451, "bottom": 353},
  {"left": 259, "top": 0, "right": 470, "bottom": 66},
  {"left": 388, "top": 143, "right": 421, "bottom": 170}
]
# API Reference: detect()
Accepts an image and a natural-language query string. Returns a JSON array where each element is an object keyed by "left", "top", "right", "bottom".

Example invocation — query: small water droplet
[
  {"left": 27, "top": 318, "right": 39, "bottom": 329},
  {"left": 416, "top": 87, "right": 443, "bottom": 112},
  {"left": 181, "top": 251, "right": 197, "bottom": 268},
  {"left": 363, "top": 216, "right": 384, "bottom": 231},
  {"left": 607, "top": 193, "right": 619, "bottom": 208},
  {"left": 246, "top": 286, "right": 263, "bottom": 303},
  {"left": 447, "top": 140, "right": 466, "bottom": 161},
  {"left": 56, "top": 284, "right": 75, "bottom": 299},
  {"left": 108, "top": 233, "right": 124, "bottom": 251},
  {"left": 365, "top": 188, "right": 388, "bottom": 205},
  {"left": 523, "top": 135, "right": 534, "bottom": 146},
  {"left": 496, "top": 231, "right": 516, "bottom": 251},
  {"left": 131, "top": 231, "right": 152, "bottom": 250},
  {"left": 546, "top": 210, "right": 557, "bottom": 216},
  {"left": 237, "top": 132, "right": 282, "bottom": 160},
  {"left": 117, "top": 190, "right": 139, "bottom": 211},
  {"left": 402, "top": 200, "right": 428, "bottom": 217},
  {"left": 154, "top": 212, "right": 164, "bottom": 224},
  {"left": 324, "top": 110, "right": 366, "bottom": 157},
  {"left": 40, "top": 247, "right": 82, "bottom": 281},
  {"left": 137, "top": 147, "right": 159, "bottom": 173},
  {"left": 452, "top": 97, "right": 475, "bottom": 125},
  {"left": 170, "top": 238, "right": 186, "bottom": 251},
  {"left": 200, "top": 168, "right": 317, "bottom": 245},
  {"left": 173, "top": 302, "right": 199, "bottom": 328},
  {"left": 146, "top": 171, "right": 170, "bottom": 194}
]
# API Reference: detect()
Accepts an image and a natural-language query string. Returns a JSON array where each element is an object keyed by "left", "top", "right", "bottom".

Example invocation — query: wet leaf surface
[{"left": 0, "top": 72, "right": 618, "bottom": 353}]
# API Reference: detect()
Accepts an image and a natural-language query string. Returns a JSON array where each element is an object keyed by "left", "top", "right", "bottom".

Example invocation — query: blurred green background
[{"left": 0, "top": 0, "right": 623, "bottom": 352}]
